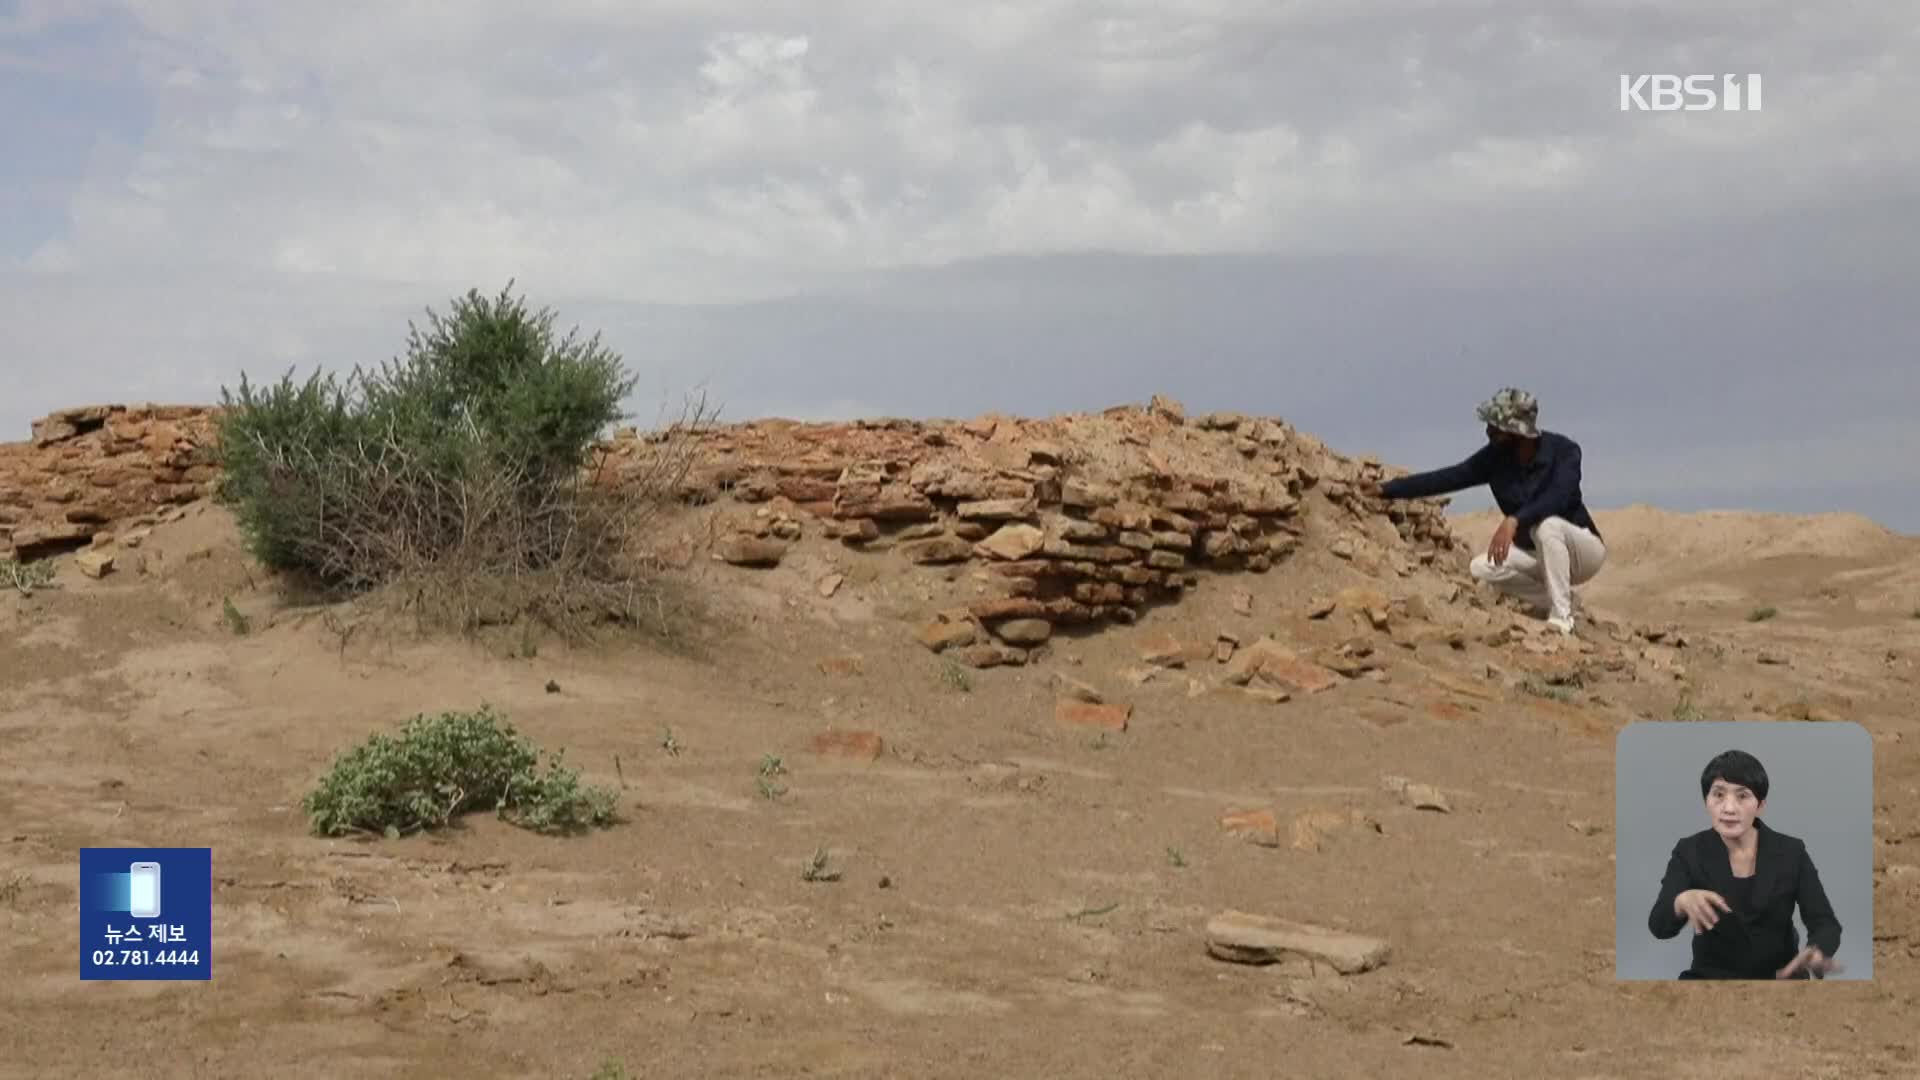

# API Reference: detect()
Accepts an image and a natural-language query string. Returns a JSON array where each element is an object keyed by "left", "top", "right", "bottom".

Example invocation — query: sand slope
[{"left": 3, "top": 489, "right": 1917, "bottom": 1078}]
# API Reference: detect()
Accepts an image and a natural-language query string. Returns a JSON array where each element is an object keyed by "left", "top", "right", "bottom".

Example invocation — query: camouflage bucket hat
[{"left": 1476, "top": 388, "right": 1539, "bottom": 437}]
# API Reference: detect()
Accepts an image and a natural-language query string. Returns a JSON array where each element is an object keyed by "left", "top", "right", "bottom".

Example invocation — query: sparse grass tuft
[
  {"left": 939, "top": 658, "right": 971, "bottom": 692},
  {"left": 1166, "top": 847, "right": 1186, "bottom": 868},
  {"left": 301, "top": 705, "right": 617, "bottom": 838},
  {"left": 802, "top": 847, "right": 841, "bottom": 882},
  {"left": 587, "top": 1059, "right": 630, "bottom": 1080},
  {"left": 1520, "top": 677, "right": 1575, "bottom": 703},
  {"left": 756, "top": 754, "right": 788, "bottom": 800},
  {"left": 1781, "top": 698, "right": 1834, "bottom": 722},
  {"left": 1747, "top": 606, "right": 1778, "bottom": 622},
  {"left": 1, "top": 558, "right": 56, "bottom": 595},
  {"left": 0, "top": 871, "right": 26, "bottom": 905},
  {"left": 1672, "top": 692, "right": 1705, "bottom": 722},
  {"left": 222, "top": 596, "right": 251, "bottom": 635}
]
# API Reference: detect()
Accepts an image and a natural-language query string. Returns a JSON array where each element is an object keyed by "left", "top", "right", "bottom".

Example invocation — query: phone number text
[{"left": 89, "top": 950, "right": 201, "bottom": 966}]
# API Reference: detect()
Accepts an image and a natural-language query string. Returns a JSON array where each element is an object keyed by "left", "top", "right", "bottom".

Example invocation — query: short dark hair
[{"left": 1700, "top": 749, "right": 1769, "bottom": 802}]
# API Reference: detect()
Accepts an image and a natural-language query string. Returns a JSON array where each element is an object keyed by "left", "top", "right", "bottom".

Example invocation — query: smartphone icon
[{"left": 128, "top": 862, "right": 162, "bottom": 919}]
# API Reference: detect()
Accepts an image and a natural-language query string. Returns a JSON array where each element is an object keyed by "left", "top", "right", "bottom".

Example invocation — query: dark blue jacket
[{"left": 1378, "top": 430, "right": 1601, "bottom": 552}]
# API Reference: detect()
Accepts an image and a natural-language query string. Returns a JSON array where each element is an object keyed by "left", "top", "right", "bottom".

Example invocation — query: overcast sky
[{"left": 4, "top": 1, "right": 1916, "bottom": 529}]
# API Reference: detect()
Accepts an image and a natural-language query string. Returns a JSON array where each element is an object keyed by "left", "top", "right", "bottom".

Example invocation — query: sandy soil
[{"left": 3, "top": 498, "right": 1918, "bottom": 1079}]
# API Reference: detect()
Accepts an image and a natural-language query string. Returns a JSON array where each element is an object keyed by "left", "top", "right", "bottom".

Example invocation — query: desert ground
[{"left": 3, "top": 410, "right": 1919, "bottom": 1079}]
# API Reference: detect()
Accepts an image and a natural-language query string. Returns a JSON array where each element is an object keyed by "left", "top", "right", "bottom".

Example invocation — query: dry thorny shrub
[
  {"left": 215, "top": 283, "right": 730, "bottom": 652},
  {"left": 233, "top": 393, "right": 718, "bottom": 650}
]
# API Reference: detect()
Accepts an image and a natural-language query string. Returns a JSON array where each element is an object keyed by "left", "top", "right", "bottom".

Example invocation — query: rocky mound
[
  {"left": 3, "top": 396, "right": 1750, "bottom": 719},
  {"left": 605, "top": 394, "right": 1471, "bottom": 658}
]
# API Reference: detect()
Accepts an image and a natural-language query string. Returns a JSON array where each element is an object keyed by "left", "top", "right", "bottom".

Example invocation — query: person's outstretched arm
[
  {"left": 1648, "top": 842, "right": 1693, "bottom": 940},
  {"left": 1512, "top": 439, "right": 1581, "bottom": 535},
  {"left": 1378, "top": 444, "right": 1496, "bottom": 500},
  {"left": 1795, "top": 846, "right": 1843, "bottom": 959}
]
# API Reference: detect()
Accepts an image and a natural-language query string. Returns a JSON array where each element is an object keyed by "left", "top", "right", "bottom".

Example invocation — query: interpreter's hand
[
  {"left": 1777, "top": 946, "right": 1843, "bottom": 979},
  {"left": 1673, "top": 889, "right": 1731, "bottom": 933},
  {"left": 1488, "top": 516, "right": 1519, "bottom": 566}
]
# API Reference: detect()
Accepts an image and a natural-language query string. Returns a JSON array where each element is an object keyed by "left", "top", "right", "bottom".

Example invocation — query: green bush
[
  {"left": 302, "top": 705, "right": 617, "bottom": 837},
  {"left": 213, "top": 282, "right": 704, "bottom": 637}
]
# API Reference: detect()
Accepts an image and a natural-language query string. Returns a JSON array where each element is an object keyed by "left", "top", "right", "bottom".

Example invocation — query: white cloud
[
  {"left": 2, "top": 0, "right": 1914, "bottom": 536},
  {"left": 17, "top": 0, "right": 1908, "bottom": 304}
]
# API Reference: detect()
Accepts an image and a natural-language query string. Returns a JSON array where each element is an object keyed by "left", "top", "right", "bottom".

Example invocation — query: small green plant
[
  {"left": 1166, "top": 847, "right": 1186, "bottom": 868},
  {"left": 1, "top": 558, "right": 55, "bottom": 595},
  {"left": 301, "top": 705, "right": 617, "bottom": 837},
  {"left": 1672, "top": 692, "right": 1705, "bottom": 722},
  {"left": 1747, "top": 606, "right": 1778, "bottom": 622},
  {"left": 222, "top": 596, "right": 251, "bottom": 635},
  {"left": 939, "top": 659, "right": 971, "bottom": 692},
  {"left": 587, "top": 1059, "right": 629, "bottom": 1080},
  {"left": 660, "top": 728, "right": 682, "bottom": 756},
  {"left": 802, "top": 847, "right": 841, "bottom": 882},
  {"left": 756, "top": 754, "right": 788, "bottom": 800},
  {"left": 0, "top": 871, "right": 27, "bottom": 905}
]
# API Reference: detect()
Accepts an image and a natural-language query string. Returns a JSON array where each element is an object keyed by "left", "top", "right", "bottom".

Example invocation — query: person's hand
[
  {"left": 1487, "top": 516, "right": 1519, "bottom": 566},
  {"left": 1673, "top": 889, "right": 1731, "bottom": 933},
  {"left": 1777, "top": 946, "right": 1843, "bottom": 979}
]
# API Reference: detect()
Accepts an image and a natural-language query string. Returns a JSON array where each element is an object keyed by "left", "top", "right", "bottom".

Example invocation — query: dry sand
[{"left": 3, "top": 495, "right": 1918, "bottom": 1078}]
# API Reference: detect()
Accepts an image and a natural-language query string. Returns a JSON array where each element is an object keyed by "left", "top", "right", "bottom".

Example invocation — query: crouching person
[{"left": 1362, "top": 388, "right": 1606, "bottom": 634}]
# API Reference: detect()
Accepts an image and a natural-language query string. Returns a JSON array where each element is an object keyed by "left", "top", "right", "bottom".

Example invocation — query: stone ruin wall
[
  {"left": 3, "top": 399, "right": 1467, "bottom": 635},
  {"left": 597, "top": 395, "right": 1469, "bottom": 643},
  {"left": 0, "top": 405, "right": 225, "bottom": 559}
]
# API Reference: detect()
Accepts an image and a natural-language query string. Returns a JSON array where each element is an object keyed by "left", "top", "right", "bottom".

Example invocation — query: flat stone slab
[{"left": 1204, "top": 910, "right": 1390, "bottom": 974}]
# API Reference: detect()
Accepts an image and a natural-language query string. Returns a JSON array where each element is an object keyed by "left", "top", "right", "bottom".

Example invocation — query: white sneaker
[{"left": 1546, "top": 614, "right": 1576, "bottom": 636}]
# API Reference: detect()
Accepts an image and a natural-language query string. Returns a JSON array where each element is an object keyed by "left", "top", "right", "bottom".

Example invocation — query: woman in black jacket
[{"left": 1648, "top": 749, "right": 1844, "bottom": 979}]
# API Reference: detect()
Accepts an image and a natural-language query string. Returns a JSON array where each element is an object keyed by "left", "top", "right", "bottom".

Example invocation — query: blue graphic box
[{"left": 79, "top": 847, "right": 212, "bottom": 980}]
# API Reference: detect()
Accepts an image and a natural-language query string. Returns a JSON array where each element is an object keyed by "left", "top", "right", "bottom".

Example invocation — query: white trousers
[{"left": 1470, "top": 516, "right": 1606, "bottom": 622}]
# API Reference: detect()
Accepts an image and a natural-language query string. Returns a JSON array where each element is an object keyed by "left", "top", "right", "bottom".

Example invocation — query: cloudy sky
[{"left": 4, "top": 1, "right": 1916, "bottom": 528}]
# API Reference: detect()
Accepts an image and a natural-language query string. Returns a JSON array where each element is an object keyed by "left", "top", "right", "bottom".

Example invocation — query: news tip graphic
[{"left": 79, "top": 847, "right": 211, "bottom": 981}]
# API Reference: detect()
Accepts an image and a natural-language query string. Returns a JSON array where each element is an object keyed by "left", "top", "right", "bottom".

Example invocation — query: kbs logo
[{"left": 1619, "top": 74, "right": 1763, "bottom": 112}]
